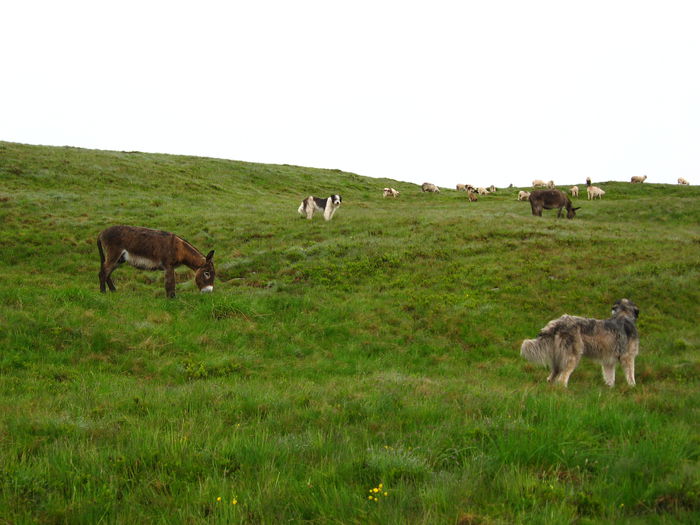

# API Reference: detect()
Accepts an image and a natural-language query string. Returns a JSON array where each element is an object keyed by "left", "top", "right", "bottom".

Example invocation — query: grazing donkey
[
  {"left": 97, "top": 225, "right": 215, "bottom": 298},
  {"left": 528, "top": 189, "right": 580, "bottom": 219}
]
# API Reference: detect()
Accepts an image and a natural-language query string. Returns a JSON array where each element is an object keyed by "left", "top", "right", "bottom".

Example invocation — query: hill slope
[{"left": 1, "top": 141, "right": 699, "bottom": 523}]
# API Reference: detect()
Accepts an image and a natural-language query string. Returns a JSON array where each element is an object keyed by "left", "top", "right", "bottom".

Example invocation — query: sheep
[
  {"left": 532, "top": 179, "right": 547, "bottom": 187},
  {"left": 421, "top": 182, "right": 440, "bottom": 193},
  {"left": 456, "top": 184, "right": 466, "bottom": 192},
  {"left": 488, "top": 185, "right": 497, "bottom": 193},
  {"left": 631, "top": 175, "right": 648, "bottom": 184},
  {"left": 383, "top": 187, "right": 400, "bottom": 198},
  {"left": 517, "top": 190, "right": 531, "bottom": 201},
  {"left": 678, "top": 177, "right": 690, "bottom": 185},
  {"left": 570, "top": 186, "right": 579, "bottom": 197},
  {"left": 476, "top": 187, "right": 490, "bottom": 195},
  {"left": 586, "top": 177, "right": 592, "bottom": 187},
  {"left": 547, "top": 180, "right": 555, "bottom": 189},
  {"left": 587, "top": 185, "right": 605, "bottom": 199}
]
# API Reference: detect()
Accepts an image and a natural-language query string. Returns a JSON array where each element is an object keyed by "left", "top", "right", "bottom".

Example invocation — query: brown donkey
[
  {"left": 528, "top": 189, "right": 580, "bottom": 219},
  {"left": 98, "top": 225, "right": 215, "bottom": 298}
]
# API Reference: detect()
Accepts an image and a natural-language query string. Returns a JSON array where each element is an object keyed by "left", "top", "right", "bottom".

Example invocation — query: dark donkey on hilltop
[
  {"left": 528, "top": 189, "right": 580, "bottom": 219},
  {"left": 98, "top": 225, "right": 215, "bottom": 298}
]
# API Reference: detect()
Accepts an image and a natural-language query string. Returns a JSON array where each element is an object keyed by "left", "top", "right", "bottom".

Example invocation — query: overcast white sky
[{"left": 2, "top": 1, "right": 699, "bottom": 188}]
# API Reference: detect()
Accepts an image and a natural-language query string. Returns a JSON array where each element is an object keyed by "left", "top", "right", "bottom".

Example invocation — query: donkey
[
  {"left": 528, "top": 189, "right": 580, "bottom": 219},
  {"left": 97, "top": 225, "right": 215, "bottom": 298}
]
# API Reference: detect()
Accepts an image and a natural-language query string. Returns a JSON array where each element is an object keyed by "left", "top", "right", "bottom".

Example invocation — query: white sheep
[
  {"left": 383, "top": 187, "right": 400, "bottom": 198},
  {"left": 532, "top": 179, "right": 547, "bottom": 187},
  {"left": 570, "top": 186, "right": 579, "bottom": 197},
  {"left": 587, "top": 185, "right": 605, "bottom": 200},
  {"left": 547, "top": 180, "right": 555, "bottom": 189},
  {"left": 631, "top": 175, "right": 648, "bottom": 183},
  {"left": 678, "top": 177, "right": 690, "bottom": 185},
  {"left": 421, "top": 182, "right": 440, "bottom": 193},
  {"left": 518, "top": 190, "right": 531, "bottom": 201}
]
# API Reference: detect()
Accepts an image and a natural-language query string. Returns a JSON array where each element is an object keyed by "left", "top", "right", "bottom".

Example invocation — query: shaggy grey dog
[{"left": 520, "top": 299, "right": 640, "bottom": 387}]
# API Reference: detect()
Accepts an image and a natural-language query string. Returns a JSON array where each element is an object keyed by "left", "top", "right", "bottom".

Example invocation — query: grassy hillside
[{"left": 1, "top": 141, "right": 699, "bottom": 524}]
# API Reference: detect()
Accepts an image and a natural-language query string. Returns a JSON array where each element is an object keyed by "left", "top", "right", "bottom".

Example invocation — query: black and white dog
[{"left": 297, "top": 194, "right": 342, "bottom": 221}]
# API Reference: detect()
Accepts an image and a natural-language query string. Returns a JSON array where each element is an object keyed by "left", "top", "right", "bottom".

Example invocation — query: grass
[{"left": 1, "top": 140, "right": 699, "bottom": 523}]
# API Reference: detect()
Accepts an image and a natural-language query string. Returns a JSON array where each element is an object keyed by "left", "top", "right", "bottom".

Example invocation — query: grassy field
[{"left": 1, "top": 140, "right": 699, "bottom": 524}]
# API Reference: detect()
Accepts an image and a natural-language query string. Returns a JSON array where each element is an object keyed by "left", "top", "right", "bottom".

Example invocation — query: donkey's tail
[{"left": 97, "top": 237, "right": 105, "bottom": 264}]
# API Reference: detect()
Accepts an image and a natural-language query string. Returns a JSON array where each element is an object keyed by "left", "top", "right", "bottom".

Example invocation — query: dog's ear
[{"left": 611, "top": 300, "right": 620, "bottom": 316}]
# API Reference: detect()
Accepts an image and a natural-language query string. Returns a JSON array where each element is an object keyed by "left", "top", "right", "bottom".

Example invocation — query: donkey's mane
[{"left": 176, "top": 235, "right": 204, "bottom": 258}]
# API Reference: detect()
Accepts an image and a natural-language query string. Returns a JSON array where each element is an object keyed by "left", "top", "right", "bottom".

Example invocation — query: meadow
[{"left": 1, "top": 141, "right": 699, "bottom": 524}]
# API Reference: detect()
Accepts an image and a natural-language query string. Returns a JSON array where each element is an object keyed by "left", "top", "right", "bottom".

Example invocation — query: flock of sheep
[{"left": 383, "top": 174, "right": 691, "bottom": 205}]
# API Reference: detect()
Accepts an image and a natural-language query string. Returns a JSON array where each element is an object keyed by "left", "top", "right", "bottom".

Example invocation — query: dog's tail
[
  {"left": 298, "top": 197, "right": 310, "bottom": 216},
  {"left": 520, "top": 337, "right": 552, "bottom": 366}
]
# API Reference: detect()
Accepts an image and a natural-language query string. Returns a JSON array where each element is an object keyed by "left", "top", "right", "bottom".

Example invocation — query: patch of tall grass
[{"left": 1, "top": 141, "right": 698, "bottom": 523}]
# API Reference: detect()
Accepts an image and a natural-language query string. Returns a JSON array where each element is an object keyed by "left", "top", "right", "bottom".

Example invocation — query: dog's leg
[
  {"left": 601, "top": 361, "right": 616, "bottom": 387},
  {"left": 621, "top": 355, "right": 636, "bottom": 386},
  {"left": 556, "top": 354, "right": 581, "bottom": 386},
  {"left": 555, "top": 334, "right": 583, "bottom": 387},
  {"left": 304, "top": 199, "right": 315, "bottom": 220},
  {"left": 620, "top": 338, "right": 639, "bottom": 386}
]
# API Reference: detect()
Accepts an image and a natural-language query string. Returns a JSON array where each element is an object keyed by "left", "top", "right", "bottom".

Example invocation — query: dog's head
[
  {"left": 611, "top": 298, "right": 639, "bottom": 320},
  {"left": 331, "top": 194, "right": 342, "bottom": 206}
]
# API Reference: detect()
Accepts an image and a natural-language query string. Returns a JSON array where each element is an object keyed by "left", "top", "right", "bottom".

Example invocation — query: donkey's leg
[
  {"left": 99, "top": 268, "right": 107, "bottom": 293},
  {"left": 164, "top": 267, "right": 177, "bottom": 298},
  {"left": 100, "top": 254, "right": 121, "bottom": 292}
]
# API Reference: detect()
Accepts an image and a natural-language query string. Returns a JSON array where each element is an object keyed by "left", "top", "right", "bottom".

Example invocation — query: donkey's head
[
  {"left": 566, "top": 206, "right": 581, "bottom": 219},
  {"left": 194, "top": 250, "right": 215, "bottom": 293}
]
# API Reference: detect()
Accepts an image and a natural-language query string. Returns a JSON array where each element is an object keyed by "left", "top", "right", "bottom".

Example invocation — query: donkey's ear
[
  {"left": 573, "top": 207, "right": 581, "bottom": 211},
  {"left": 206, "top": 250, "right": 215, "bottom": 261}
]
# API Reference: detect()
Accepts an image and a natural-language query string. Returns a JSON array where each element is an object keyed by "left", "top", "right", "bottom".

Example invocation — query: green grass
[{"left": 1, "top": 140, "right": 699, "bottom": 524}]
